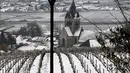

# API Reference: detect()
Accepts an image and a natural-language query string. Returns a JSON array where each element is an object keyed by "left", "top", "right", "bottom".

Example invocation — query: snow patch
[{"left": 30, "top": 55, "right": 41, "bottom": 73}]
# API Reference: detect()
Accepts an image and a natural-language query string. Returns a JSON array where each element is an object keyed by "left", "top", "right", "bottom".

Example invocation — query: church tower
[
  {"left": 59, "top": 0, "right": 82, "bottom": 47},
  {"left": 65, "top": 0, "right": 80, "bottom": 34}
]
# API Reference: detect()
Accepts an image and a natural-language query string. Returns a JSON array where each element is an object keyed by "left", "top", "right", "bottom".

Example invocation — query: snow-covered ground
[
  {"left": 16, "top": 35, "right": 50, "bottom": 51},
  {"left": 70, "top": 53, "right": 86, "bottom": 73},
  {"left": 40, "top": 53, "right": 50, "bottom": 73},
  {"left": 60, "top": 53, "right": 73, "bottom": 73},
  {"left": 53, "top": 53, "right": 61, "bottom": 73},
  {"left": 19, "top": 58, "right": 31, "bottom": 73},
  {"left": 29, "top": 55, "right": 41, "bottom": 73},
  {"left": 17, "top": 45, "right": 36, "bottom": 51},
  {"left": 0, "top": 52, "right": 128, "bottom": 73},
  {"left": 17, "top": 44, "right": 49, "bottom": 51}
]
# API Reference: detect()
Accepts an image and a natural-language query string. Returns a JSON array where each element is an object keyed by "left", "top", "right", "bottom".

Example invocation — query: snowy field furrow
[
  {"left": 9, "top": 58, "right": 24, "bottom": 73},
  {"left": 54, "top": 53, "right": 61, "bottom": 73},
  {"left": 79, "top": 54, "right": 98, "bottom": 73},
  {"left": 29, "top": 55, "right": 41, "bottom": 73},
  {"left": 19, "top": 57, "right": 32, "bottom": 73},
  {"left": 60, "top": 53, "right": 73, "bottom": 73},
  {"left": 40, "top": 53, "right": 50, "bottom": 73},
  {"left": 69, "top": 53, "right": 86, "bottom": 73}
]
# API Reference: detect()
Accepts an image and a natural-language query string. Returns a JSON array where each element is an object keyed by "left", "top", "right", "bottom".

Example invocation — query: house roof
[
  {"left": 64, "top": 27, "right": 73, "bottom": 36},
  {"left": 89, "top": 40, "right": 101, "bottom": 47},
  {"left": 80, "top": 39, "right": 101, "bottom": 47},
  {"left": 0, "top": 32, "right": 9, "bottom": 44},
  {"left": 78, "top": 30, "right": 95, "bottom": 42}
]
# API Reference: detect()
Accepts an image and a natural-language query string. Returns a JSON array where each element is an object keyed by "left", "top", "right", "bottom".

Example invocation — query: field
[
  {"left": 0, "top": 10, "right": 130, "bottom": 22},
  {"left": 0, "top": 49, "right": 129, "bottom": 73},
  {"left": 0, "top": 10, "right": 128, "bottom": 31}
]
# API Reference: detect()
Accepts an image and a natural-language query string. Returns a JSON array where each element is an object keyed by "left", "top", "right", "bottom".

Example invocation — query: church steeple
[{"left": 69, "top": 0, "right": 76, "bottom": 18}]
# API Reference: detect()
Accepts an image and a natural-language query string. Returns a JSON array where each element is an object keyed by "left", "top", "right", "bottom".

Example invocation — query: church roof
[
  {"left": 74, "top": 27, "right": 81, "bottom": 36},
  {"left": 64, "top": 27, "right": 73, "bottom": 36}
]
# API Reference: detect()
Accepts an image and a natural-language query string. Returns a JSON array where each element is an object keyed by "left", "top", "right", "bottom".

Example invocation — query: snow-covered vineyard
[{"left": 0, "top": 50, "right": 129, "bottom": 73}]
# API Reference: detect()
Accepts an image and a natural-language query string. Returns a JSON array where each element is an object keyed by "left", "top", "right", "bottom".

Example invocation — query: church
[
  {"left": 59, "top": 0, "right": 101, "bottom": 47},
  {"left": 59, "top": 0, "right": 84, "bottom": 47}
]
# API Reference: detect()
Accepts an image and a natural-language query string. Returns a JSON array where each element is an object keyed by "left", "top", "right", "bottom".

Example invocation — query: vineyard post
[
  {"left": 18, "top": 58, "right": 20, "bottom": 70},
  {"left": 103, "top": 69, "right": 104, "bottom": 73},
  {"left": 87, "top": 64, "right": 88, "bottom": 73},
  {"left": 103, "top": 56, "right": 104, "bottom": 63},
  {"left": 2, "top": 68, "right": 4, "bottom": 73},
  {"left": 111, "top": 69, "right": 113, "bottom": 73},
  {"left": 5, "top": 63, "right": 6, "bottom": 73},
  {"left": 9, "top": 56, "right": 11, "bottom": 67},
  {"left": 96, "top": 60, "right": 97, "bottom": 67},
  {"left": 13, "top": 68, "right": 14, "bottom": 73},
  {"left": 87, "top": 52, "right": 88, "bottom": 59},
  {"left": 93, "top": 53, "right": 94, "bottom": 64},
  {"left": 99, "top": 64, "right": 101, "bottom": 73},
  {"left": 100, "top": 54, "right": 101, "bottom": 60},
  {"left": 0, "top": 60, "right": 1, "bottom": 66},
  {"left": 13, "top": 58, "right": 14, "bottom": 68},
  {"left": 107, "top": 59, "right": 108, "bottom": 70},
  {"left": 90, "top": 69, "right": 91, "bottom": 73},
  {"left": 90, "top": 52, "right": 91, "bottom": 62},
  {"left": 2, "top": 58, "right": 3, "bottom": 63},
  {"left": 74, "top": 65, "right": 76, "bottom": 72}
]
